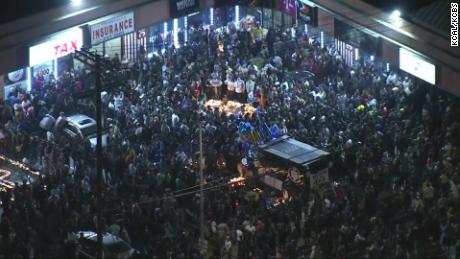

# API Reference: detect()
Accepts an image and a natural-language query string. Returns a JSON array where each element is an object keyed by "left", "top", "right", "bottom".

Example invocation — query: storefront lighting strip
[
  {"left": 53, "top": 58, "right": 58, "bottom": 80},
  {"left": 320, "top": 31, "right": 324, "bottom": 48},
  {"left": 210, "top": 8, "right": 214, "bottom": 26},
  {"left": 235, "top": 5, "right": 240, "bottom": 27},
  {"left": 26, "top": 67, "right": 32, "bottom": 92},
  {"left": 54, "top": 5, "right": 101, "bottom": 22},
  {"left": 163, "top": 22, "right": 168, "bottom": 40},
  {"left": 187, "top": 11, "right": 200, "bottom": 17},
  {"left": 173, "top": 18, "right": 179, "bottom": 48},
  {"left": 372, "top": 17, "right": 415, "bottom": 40},
  {"left": 184, "top": 16, "right": 188, "bottom": 43},
  {"left": 299, "top": 0, "right": 317, "bottom": 7}
]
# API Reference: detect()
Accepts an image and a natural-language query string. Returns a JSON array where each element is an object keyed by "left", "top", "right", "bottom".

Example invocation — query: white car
[
  {"left": 77, "top": 231, "right": 135, "bottom": 259},
  {"left": 64, "top": 114, "right": 108, "bottom": 149}
]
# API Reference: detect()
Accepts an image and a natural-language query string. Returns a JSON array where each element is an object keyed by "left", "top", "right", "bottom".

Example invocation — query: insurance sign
[{"left": 90, "top": 12, "right": 135, "bottom": 46}]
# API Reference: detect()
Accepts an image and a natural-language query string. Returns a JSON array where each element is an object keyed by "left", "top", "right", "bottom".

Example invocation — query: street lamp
[
  {"left": 71, "top": 0, "right": 82, "bottom": 6},
  {"left": 391, "top": 9, "right": 401, "bottom": 19},
  {"left": 390, "top": 9, "right": 403, "bottom": 27}
]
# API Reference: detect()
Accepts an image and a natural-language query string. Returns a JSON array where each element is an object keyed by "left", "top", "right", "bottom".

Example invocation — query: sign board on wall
[
  {"left": 5, "top": 69, "right": 26, "bottom": 84},
  {"left": 399, "top": 48, "right": 436, "bottom": 85},
  {"left": 3, "top": 68, "right": 29, "bottom": 98},
  {"left": 90, "top": 12, "right": 135, "bottom": 46},
  {"left": 170, "top": 0, "right": 200, "bottom": 18},
  {"left": 29, "top": 28, "right": 83, "bottom": 67}
]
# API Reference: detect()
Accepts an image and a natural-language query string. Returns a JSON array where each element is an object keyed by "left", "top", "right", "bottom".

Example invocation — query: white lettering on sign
[
  {"left": 54, "top": 40, "right": 79, "bottom": 56},
  {"left": 90, "top": 12, "right": 135, "bottom": 46},
  {"left": 29, "top": 28, "right": 82, "bottom": 67},
  {"left": 452, "top": 3, "right": 458, "bottom": 46},
  {"left": 176, "top": 0, "right": 195, "bottom": 11}
]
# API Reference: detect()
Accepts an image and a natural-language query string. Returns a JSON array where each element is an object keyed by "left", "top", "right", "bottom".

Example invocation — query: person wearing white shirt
[
  {"left": 171, "top": 112, "right": 180, "bottom": 128},
  {"left": 225, "top": 73, "right": 236, "bottom": 100},
  {"left": 403, "top": 77, "right": 412, "bottom": 95},
  {"left": 245, "top": 78, "right": 255, "bottom": 98},
  {"left": 223, "top": 235, "right": 232, "bottom": 254},
  {"left": 386, "top": 72, "right": 397, "bottom": 86},
  {"left": 235, "top": 77, "right": 245, "bottom": 102},
  {"left": 113, "top": 91, "right": 124, "bottom": 112}
]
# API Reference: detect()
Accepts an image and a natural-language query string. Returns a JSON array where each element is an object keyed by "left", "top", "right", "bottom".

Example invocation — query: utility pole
[
  {"left": 95, "top": 54, "right": 104, "bottom": 259},
  {"left": 199, "top": 119, "right": 204, "bottom": 241},
  {"left": 74, "top": 49, "right": 126, "bottom": 258}
]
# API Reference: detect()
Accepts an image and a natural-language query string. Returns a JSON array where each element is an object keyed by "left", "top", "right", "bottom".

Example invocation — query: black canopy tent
[
  {"left": 257, "top": 135, "right": 332, "bottom": 198},
  {"left": 258, "top": 135, "right": 329, "bottom": 173}
]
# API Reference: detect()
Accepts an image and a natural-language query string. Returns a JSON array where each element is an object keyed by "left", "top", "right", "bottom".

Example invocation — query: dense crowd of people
[{"left": 0, "top": 16, "right": 459, "bottom": 259}]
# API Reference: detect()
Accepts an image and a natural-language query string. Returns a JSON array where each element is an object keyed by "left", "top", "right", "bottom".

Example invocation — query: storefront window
[
  {"left": 31, "top": 61, "right": 55, "bottom": 94},
  {"left": 187, "top": 11, "right": 203, "bottom": 29},
  {"left": 273, "top": 9, "right": 283, "bottom": 28},
  {"left": 148, "top": 23, "right": 162, "bottom": 53},
  {"left": 262, "top": 8, "right": 273, "bottom": 29},
  {"left": 283, "top": 12, "right": 293, "bottom": 28},
  {"left": 227, "top": 6, "right": 236, "bottom": 27},
  {"left": 213, "top": 7, "right": 227, "bottom": 28}
]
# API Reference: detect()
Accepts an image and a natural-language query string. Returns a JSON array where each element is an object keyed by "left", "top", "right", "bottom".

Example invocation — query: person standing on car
[{"left": 54, "top": 112, "right": 67, "bottom": 132}]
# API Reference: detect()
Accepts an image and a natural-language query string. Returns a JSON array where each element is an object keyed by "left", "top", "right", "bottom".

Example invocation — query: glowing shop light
[
  {"left": 391, "top": 9, "right": 401, "bottom": 19},
  {"left": 235, "top": 5, "right": 240, "bottom": 27},
  {"left": 71, "top": 0, "right": 82, "bottom": 6},
  {"left": 320, "top": 31, "right": 324, "bottom": 48},
  {"left": 184, "top": 16, "right": 188, "bottom": 43},
  {"left": 26, "top": 67, "right": 32, "bottom": 91},
  {"left": 54, "top": 58, "right": 58, "bottom": 80},
  {"left": 163, "top": 22, "right": 168, "bottom": 40},
  {"left": 210, "top": 8, "right": 214, "bottom": 26},
  {"left": 173, "top": 18, "right": 179, "bottom": 48}
]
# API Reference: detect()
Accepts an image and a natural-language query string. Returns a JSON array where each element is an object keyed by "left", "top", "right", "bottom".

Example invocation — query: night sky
[
  {"left": 0, "top": 0, "right": 439, "bottom": 25},
  {"left": 0, "top": 0, "right": 71, "bottom": 25}
]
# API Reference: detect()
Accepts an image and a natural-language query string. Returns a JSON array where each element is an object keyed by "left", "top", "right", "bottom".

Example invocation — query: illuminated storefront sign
[
  {"left": 90, "top": 12, "right": 135, "bottom": 46},
  {"left": 399, "top": 48, "right": 436, "bottom": 85},
  {"left": 29, "top": 27, "right": 83, "bottom": 67},
  {"left": 170, "top": 0, "right": 200, "bottom": 18}
]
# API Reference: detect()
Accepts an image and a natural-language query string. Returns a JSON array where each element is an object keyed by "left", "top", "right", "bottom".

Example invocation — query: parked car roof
[
  {"left": 77, "top": 231, "right": 124, "bottom": 245},
  {"left": 67, "top": 114, "right": 96, "bottom": 127}
]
